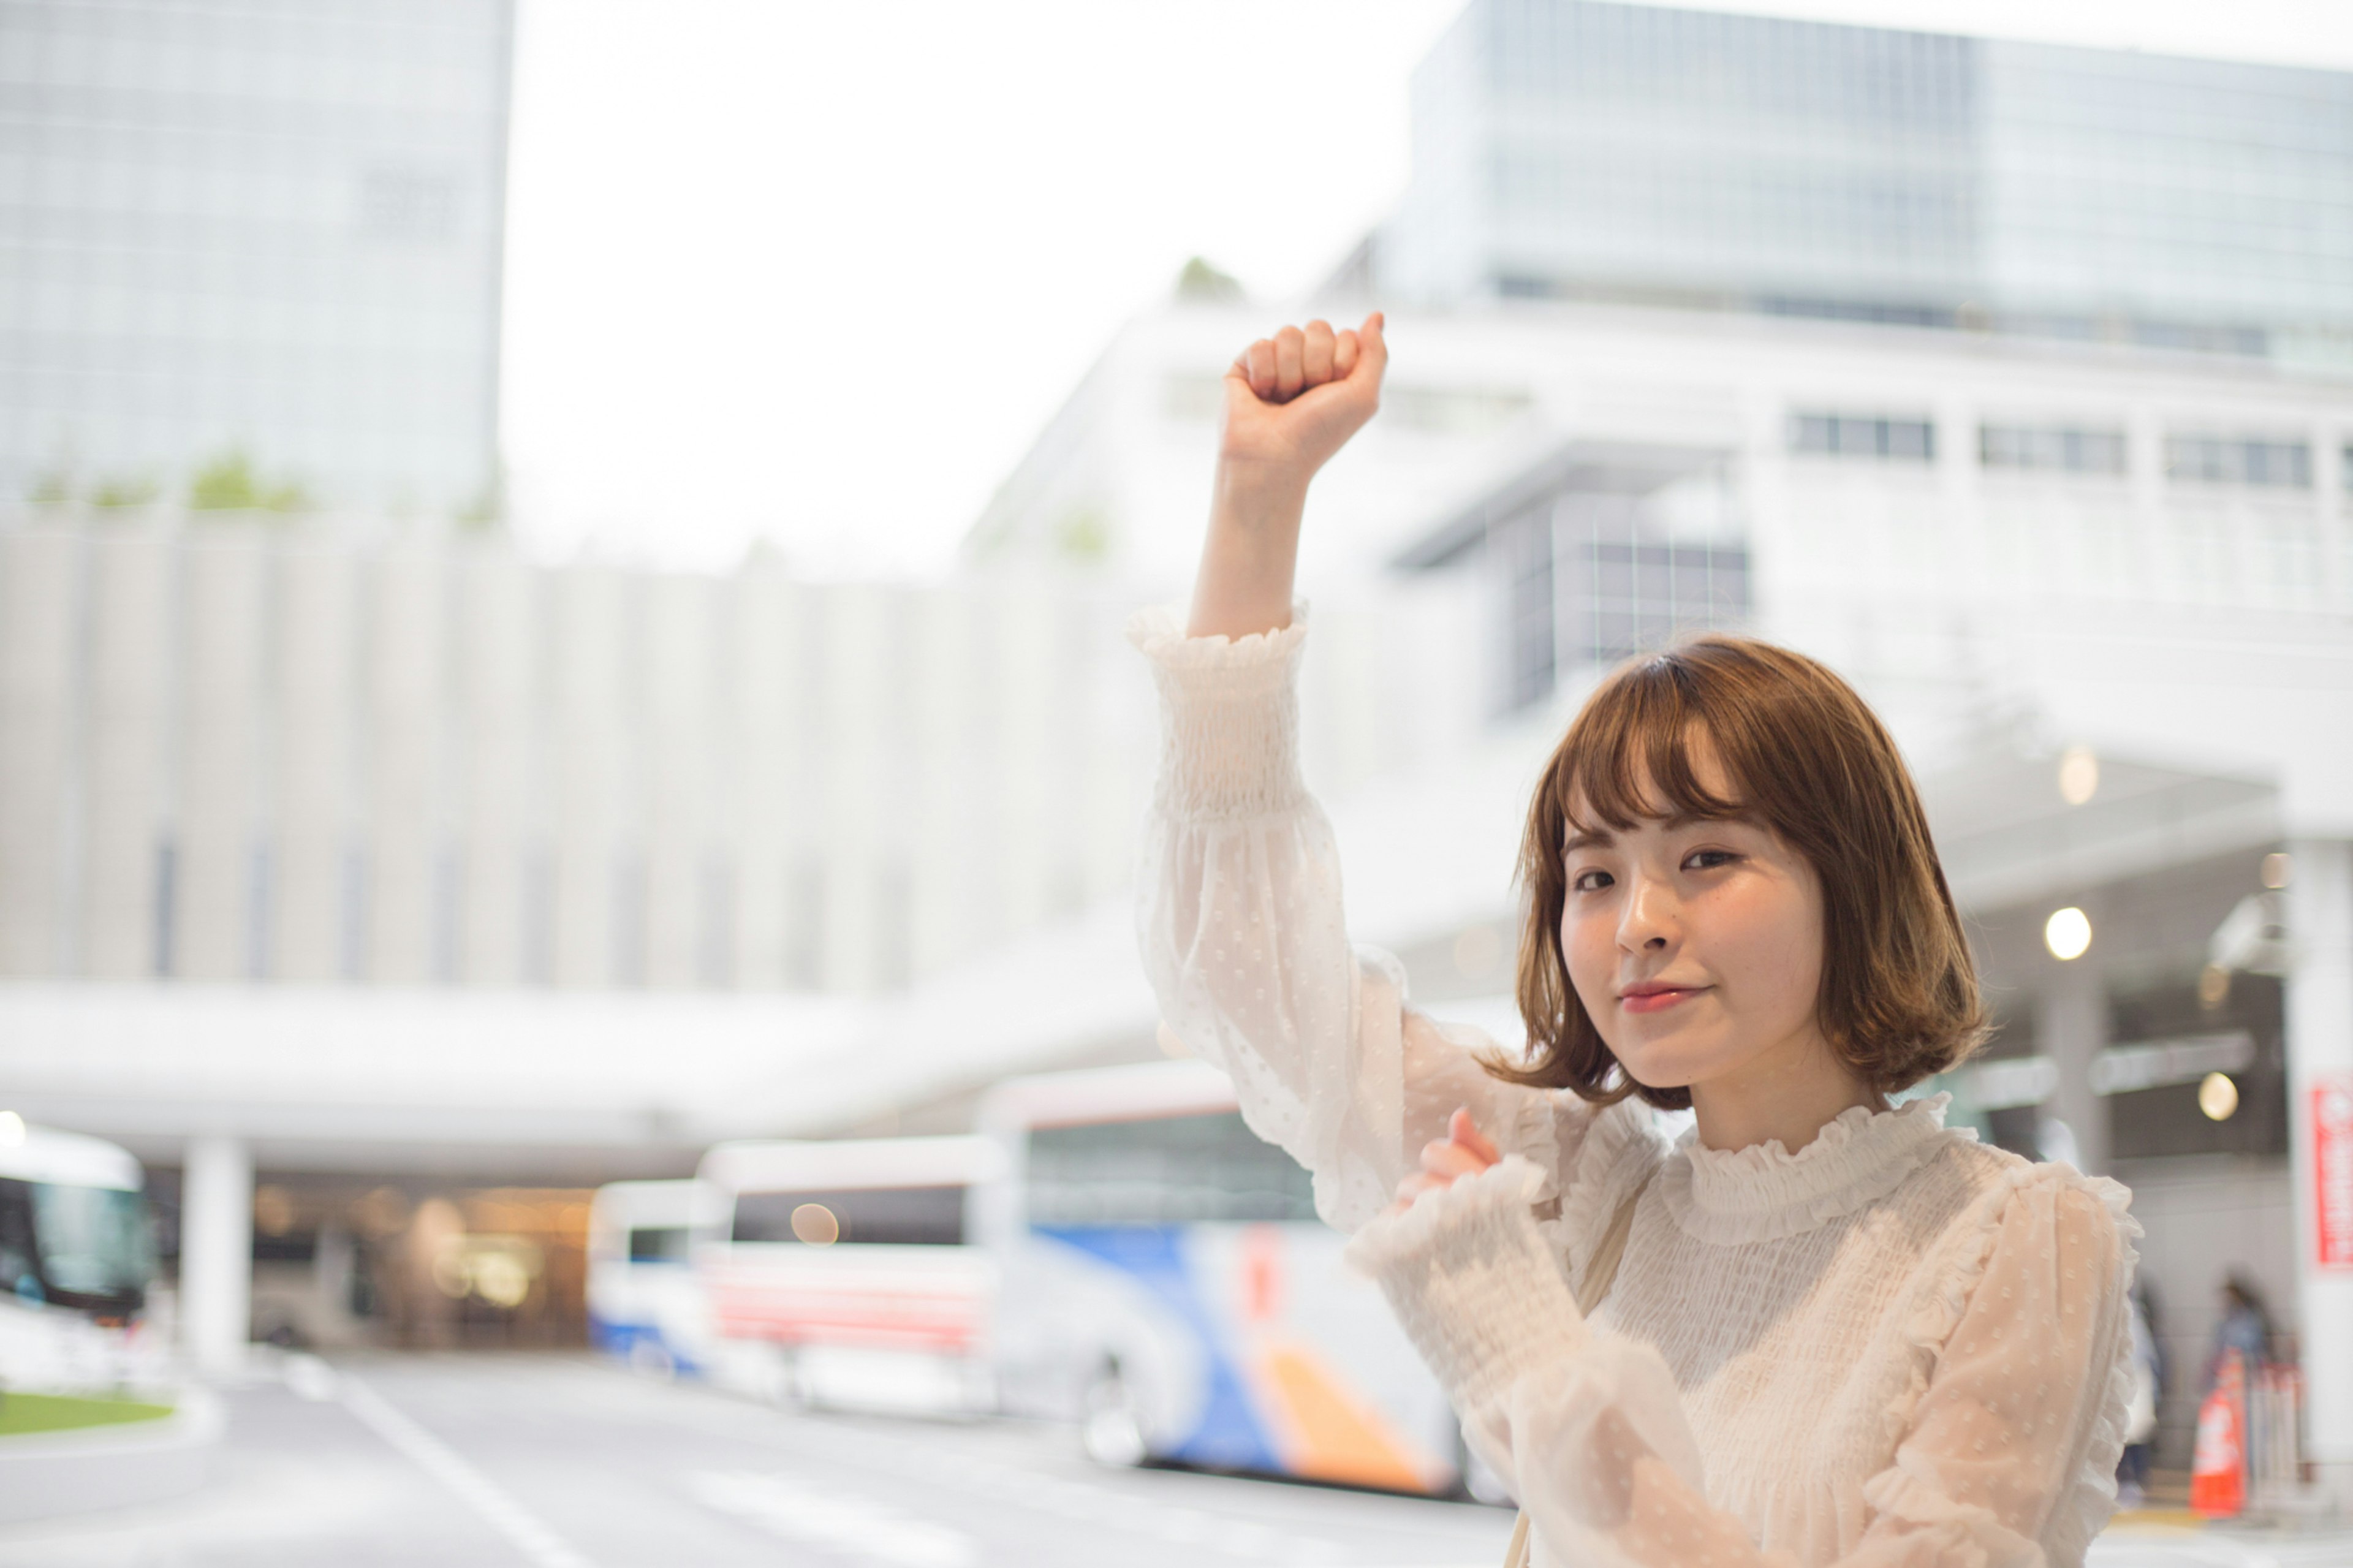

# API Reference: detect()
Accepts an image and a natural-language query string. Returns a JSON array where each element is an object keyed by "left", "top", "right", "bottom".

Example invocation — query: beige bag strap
[
  {"left": 1571, "top": 1175, "right": 1645, "bottom": 1319},
  {"left": 1502, "top": 1171, "right": 1652, "bottom": 1568}
]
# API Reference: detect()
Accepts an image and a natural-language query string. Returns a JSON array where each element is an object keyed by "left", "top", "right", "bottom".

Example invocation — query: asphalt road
[
  {"left": 0, "top": 1353, "right": 1516, "bottom": 1568},
  {"left": 0, "top": 1354, "right": 2343, "bottom": 1568}
]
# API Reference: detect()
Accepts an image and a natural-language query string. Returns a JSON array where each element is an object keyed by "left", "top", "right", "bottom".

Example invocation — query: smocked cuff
[
  {"left": 1343, "top": 1156, "right": 1590, "bottom": 1410},
  {"left": 1126, "top": 604, "right": 1309, "bottom": 821}
]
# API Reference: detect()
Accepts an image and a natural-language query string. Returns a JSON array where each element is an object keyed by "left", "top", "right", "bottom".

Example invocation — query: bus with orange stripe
[
  {"left": 635, "top": 1062, "right": 1475, "bottom": 1496},
  {"left": 977, "top": 1060, "right": 1468, "bottom": 1496}
]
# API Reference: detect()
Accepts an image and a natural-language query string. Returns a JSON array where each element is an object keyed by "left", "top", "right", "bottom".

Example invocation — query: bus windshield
[{"left": 32, "top": 1183, "right": 153, "bottom": 1297}]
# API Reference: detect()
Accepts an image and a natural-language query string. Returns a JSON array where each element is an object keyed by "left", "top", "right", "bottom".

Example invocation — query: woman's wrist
[{"left": 1188, "top": 460, "right": 1311, "bottom": 640}]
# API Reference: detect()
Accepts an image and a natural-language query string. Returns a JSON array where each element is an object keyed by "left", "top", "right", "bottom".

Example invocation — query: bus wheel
[{"left": 1080, "top": 1364, "right": 1147, "bottom": 1469}]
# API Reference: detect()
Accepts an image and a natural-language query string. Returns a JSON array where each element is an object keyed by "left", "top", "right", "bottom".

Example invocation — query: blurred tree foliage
[
  {"left": 1053, "top": 504, "right": 1112, "bottom": 563},
  {"left": 92, "top": 475, "right": 159, "bottom": 509},
  {"left": 189, "top": 450, "right": 311, "bottom": 515},
  {"left": 1175, "top": 256, "right": 1244, "bottom": 305}
]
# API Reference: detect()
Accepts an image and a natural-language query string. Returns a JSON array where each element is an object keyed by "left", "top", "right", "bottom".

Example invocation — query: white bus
[
  {"left": 585, "top": 1178, "right": 723, "bottom": 1377},
  {"left": 977, "top": 1060, "right": 1468, "bottom": 1496},
  {"left": 691, "top": 1135, "right": 1003, "bottom": 1415},
  {"left": 0, "top": 1118, "right": 159, "bottom": 1393},
  {"left": 624, "top": 1062, "right": 1479, "bottom": 1496}
]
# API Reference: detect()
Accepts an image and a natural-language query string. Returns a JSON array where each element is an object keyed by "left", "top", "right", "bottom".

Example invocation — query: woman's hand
[
  {"left": 1186, "top": 312, "right": 1387, "bottom": 642},
  {"left": 1220, "top": 314, "right": 1387, "bottom": 484},
  {"left": 1387, "top": 1107, "right": 1501, "bottom": 1216}
]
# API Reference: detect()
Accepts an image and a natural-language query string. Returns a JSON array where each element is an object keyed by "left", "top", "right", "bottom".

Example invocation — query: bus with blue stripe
[{"left": 977, "top": 1060, "right": 1468, "bottom": 1495}]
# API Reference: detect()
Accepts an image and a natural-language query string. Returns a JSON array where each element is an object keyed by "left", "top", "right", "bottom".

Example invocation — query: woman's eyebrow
[{"left": 1563, "top": 828, "right": 1613, "bottom": 854}]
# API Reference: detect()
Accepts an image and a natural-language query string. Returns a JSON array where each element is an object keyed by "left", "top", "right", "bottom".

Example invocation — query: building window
[
  {"left": 2164, "top": 435, "right": 2311, "bottom": 488},
  {"left": 1790, "top": 412, "right": 1935, "bottom": 462},
  {"left": 1980, "top": 424, "right": 2128, "bottom": 475},
  {"left": 1495, "top": 507, "right": 1556, "bottom": 712},
  {"left": 1561, "top": 534, "right": 1751, "bottom": 673}
]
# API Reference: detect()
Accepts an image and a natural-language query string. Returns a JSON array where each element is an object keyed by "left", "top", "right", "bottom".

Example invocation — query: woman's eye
[
  {"left": 1684, "top": 849, "right": 1738, "bottom": 871},
  {"left": 1571, "top": 868, "right": 1613, "bottom": 893}
]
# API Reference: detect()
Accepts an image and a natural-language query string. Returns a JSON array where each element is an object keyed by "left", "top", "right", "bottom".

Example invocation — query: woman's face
[{"left": 1559, "top": 744, "right": 1830, "bottom": 1094}]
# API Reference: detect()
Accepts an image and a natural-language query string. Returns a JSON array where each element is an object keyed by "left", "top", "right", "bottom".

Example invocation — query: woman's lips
[{"left": 1620, "top": 985, "right": 1707, "bottom": 1015}]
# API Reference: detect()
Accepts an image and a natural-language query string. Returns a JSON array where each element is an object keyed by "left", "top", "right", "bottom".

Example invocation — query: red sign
[{"left": 2315, "top": 1077, "right": 2353, "bottom": 1270}]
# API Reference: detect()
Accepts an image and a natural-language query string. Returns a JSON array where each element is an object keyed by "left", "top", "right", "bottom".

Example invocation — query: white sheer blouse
[{"left": 1129, "top": 606, "right": 2142, "bottom": 1568}]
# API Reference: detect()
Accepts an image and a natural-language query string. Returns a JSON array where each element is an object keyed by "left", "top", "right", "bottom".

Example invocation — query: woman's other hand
[{"left": 1389, "top": 1107, "right": 1501, "bottom": 1216}]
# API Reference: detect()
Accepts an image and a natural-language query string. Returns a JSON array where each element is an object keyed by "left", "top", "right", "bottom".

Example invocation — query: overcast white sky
[{"left": 499, "top": 0, "right": 2353, "bottom": 577}]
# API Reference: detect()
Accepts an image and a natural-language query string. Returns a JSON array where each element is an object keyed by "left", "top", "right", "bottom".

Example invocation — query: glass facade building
[
  {"left": 0, "top": 0, "right": 513, "bottom": 514},
  {"left": 1353, "top": 0, "right": 2353, "bottom": 362}
]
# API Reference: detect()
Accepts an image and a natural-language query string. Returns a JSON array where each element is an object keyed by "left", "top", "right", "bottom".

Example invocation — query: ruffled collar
[{"left": 1658, "top": 1092, "right": 1965, "bottom": 1245}]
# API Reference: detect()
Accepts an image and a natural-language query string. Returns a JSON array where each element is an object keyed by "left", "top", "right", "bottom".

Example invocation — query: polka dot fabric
[{"left": 1133, "top": 610, "right": 2143, "bottom": 1568}]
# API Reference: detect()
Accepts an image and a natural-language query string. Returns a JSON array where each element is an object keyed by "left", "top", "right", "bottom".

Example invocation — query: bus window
[
  {"left": 32, "top": 1181, "right": 153, "bottom": 1299},
  {"left": 627, "top": 1226, "right": 693, "bottom": 1263},
  {"left": 0, "top": 1181, "right": 39, "bottom": 1297},
  {"left": 1024, "top": 1112, "right": 1316, "bottom": 1226},
  {"left": 732, "top": 1186, "right": 966, "bottom": 1246}
]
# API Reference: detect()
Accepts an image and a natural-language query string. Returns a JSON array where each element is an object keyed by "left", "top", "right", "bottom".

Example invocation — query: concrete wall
[{"left": 0, "top": 521, "right": 1462, "bottom": 996}]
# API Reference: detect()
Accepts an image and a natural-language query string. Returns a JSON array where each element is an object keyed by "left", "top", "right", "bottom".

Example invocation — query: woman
[{"left": 1132, "top": 314, "right": 2141, "bottom": 1567}]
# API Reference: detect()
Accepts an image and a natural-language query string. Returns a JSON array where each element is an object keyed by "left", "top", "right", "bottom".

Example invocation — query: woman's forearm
[{"left": 1186, "top": 463, "right": 1308, "bottom": 640}]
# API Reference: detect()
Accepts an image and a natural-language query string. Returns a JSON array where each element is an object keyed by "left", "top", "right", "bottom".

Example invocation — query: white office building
[{"left": 0, "top": 0, "right": 513, "bottom": 515}]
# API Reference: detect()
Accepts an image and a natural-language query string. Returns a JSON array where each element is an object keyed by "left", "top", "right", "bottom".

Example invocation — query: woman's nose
[{"left": 1618, "top": 878, "right": 1677, "bottom": 949}]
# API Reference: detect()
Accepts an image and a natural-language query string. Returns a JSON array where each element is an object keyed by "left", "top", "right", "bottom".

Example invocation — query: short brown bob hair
[{"left": 1501, "top": 634, "right": 1986, "bottom": 1111}]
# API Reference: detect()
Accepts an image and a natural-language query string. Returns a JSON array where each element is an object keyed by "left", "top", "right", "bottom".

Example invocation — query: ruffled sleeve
[
  {"left": 1346, "top": 1155, "right": 2139, "bottom": 1568},
  {"left": 1129, "top": 605, "right": 1587, "bottom": 1233}
]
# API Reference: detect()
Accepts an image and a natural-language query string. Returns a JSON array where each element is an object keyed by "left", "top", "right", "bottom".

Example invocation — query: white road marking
[
  {"left": 341, "top": 1374, "right": 597, "bottom": 1568},
  {"left": 920, "top": 1451, "right": 1344, "bottom": 1562},
  {"left": 689, "top": 1471, "right": 976, "bottom": 1567}
]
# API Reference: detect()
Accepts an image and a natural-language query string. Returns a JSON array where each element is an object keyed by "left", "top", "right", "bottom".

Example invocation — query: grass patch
[{"left": 0, "top": 1393, "right": 174, "bottom": 1437}]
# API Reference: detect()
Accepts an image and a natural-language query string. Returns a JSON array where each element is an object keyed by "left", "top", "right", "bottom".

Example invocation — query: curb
[{"left": 0, "top": 1389, "right": 222, "bottom": 1524}]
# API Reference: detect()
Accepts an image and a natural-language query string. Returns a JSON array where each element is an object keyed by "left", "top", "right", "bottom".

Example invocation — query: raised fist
[{"left": 1219, "top": 312, "right": 1387, "bottom": 488}]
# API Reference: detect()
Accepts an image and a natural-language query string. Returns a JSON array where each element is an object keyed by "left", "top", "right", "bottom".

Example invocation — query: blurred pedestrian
[
  {"left": 2116, "top": 1279, "right": 2162, "bottom": 1506},
  {"left": 2207, "top": 1272, "right": 2272, "bottom": 1391}
]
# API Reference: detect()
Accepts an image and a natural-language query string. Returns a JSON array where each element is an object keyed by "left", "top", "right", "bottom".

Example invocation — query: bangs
[{"left": 1552, "top": 658, "right": 1746, "bottom": 838}]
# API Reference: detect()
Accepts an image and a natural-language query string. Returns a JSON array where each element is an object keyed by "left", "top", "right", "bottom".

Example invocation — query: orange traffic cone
[{"left": 2190, "top": 1350, "right": 2247, "bottom": 1518}]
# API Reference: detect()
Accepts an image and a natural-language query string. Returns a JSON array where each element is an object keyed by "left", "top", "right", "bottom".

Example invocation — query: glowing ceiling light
[
  {"left": 790, "top": 1203, "right": 840, "bottom": 1246},
  {"left": 2199, "top": 1072, "right": 2240, "bottom": 1122},
  {"left": 0, "top": 1112, "right": 22, "bottom": 1148},
  {"left": 2044, "top": 907, "right": 2093, "bottom": 961},
  {"left": 2058, "top": 746, "right": 2099, "bottom": 806}
]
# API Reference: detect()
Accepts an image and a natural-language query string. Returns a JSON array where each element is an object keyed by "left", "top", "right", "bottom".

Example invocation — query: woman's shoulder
[
  {"left": 1903, "top": 1132, "right": 2142, "bottom": 1322},
  {"left": 1919, "top": 1132, "right": 2137, "bottom": 1242}
]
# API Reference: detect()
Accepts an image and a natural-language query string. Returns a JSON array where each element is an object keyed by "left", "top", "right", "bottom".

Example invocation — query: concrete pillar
[
  {"left": 273, "top": 543, "right": 354, "bottom": 983},
  {"left": 81, "top": 527, "right": 169, "bottom": 980},
  {"left": 550, "top": 567, "right": 624, "bottom": 987},
  {"left": 176, "top": 532, "right": 267, "bottom": 980},
  {"left": 181, "top": 1134, "right": 252, "bottom": 1379},
  {"left": 727, "top": 563, "right": 804, "bottom": 990},
  {"left": 365, "top": 544, "right": 445, "bottom": 983},
  {"left": 988, "top": 579, "right": 1059, "bottom": 944},
  {"left": 0, "top": 528, "right": 80, "bottom": 977},
  {"left": 906, "top": 583, "right": 976, "bottom": 982},
  {"left": 2286, "top": 838, "right": 2353, "bottom": 1498},
  {"left": 454, "top": 547, "right": 534, "bottom": 985},
  {"left": 2037, "top": 959, "right": 2109, "bottom": 1176},
  {"left": 642, "top": 574, "right": 714, "bottom": 988},
  {"left": 820, "top": 584, "right": 888, "bottom": 994}
]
